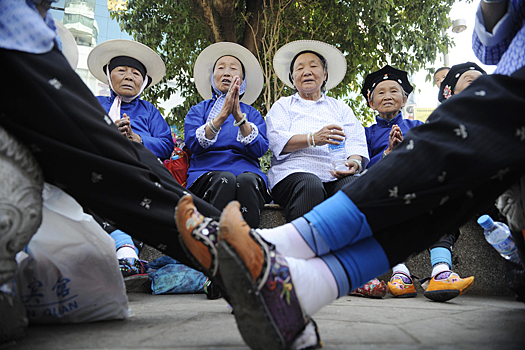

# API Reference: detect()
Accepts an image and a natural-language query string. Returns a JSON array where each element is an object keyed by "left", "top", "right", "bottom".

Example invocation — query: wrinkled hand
[
  {"left": 214, "top": 76, "right": 242, "bottom": 128},
  {"left": 385, "top": 125, "right": 403, "bottom": 156},
  {"left": 330, "top": 159, "right": 359, "bottom": 179},
  {"left": 116, "top": 114, "right": 142, "bottom": 143},
  {"left": 230, "top": 76, "right": 244, "bottom": 122},
  {"left": 313, "top": 124, "right": 345, "bottom": 147}
]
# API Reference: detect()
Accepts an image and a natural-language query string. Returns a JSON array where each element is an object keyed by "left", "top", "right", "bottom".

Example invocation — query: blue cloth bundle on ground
[{"left": 147, "top": 256, "right": 206, "bottom": 295}]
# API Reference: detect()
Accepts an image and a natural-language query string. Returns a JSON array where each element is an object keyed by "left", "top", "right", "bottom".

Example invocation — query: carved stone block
[{"left": 0, "top": 125, "right": 44, "bottom": 342}]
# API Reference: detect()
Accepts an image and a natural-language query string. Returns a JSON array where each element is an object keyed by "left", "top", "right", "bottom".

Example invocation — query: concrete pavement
[{"left": 6, "top": 292, "right": 525, "bottom": 350}]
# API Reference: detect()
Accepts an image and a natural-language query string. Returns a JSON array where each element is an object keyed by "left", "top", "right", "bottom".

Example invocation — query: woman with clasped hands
[
  {"left": 184, "top": 42, "right": 270, "bottom": 228},
  {"left": 266, "top": 40, "right": 368, "bottom": 222}
]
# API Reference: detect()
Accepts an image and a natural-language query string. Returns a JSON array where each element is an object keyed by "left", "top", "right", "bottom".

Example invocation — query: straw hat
[
  {"left": 54, "top": 20, "right": 78, "bottom": 70},
  {"left": 193, "top": 42, "right": 263, "bottom": 105},
  {"left": 273, "top": 40, "right": 347, "bottom": 91},
  {"left": 87, "top": 39, "right": 165, "bottom": 87}
]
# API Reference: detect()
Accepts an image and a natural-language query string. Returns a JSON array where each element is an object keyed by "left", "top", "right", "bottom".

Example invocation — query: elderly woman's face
[
  {"left": 455, "top": 70, "right": 483, "bottom": 95},
  {"left": 213, "top": 56, "right": 243, "bottom": 93},
  {"left": 369, "top": 80, "right": 407, "bottom": 116},
  {"left": 110, "top": 66, "right": 144, "bottom": 97},
  {"left": 434, "top": 69, "right": 449, "bottom": 88},
  {"left": 292, "top": 53, "right": 327, "bottom": 95}
]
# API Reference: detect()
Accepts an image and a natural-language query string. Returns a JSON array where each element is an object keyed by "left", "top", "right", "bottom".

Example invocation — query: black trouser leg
[
  {"left": 341, "top": 72, "right": 525, "bottom": 266},
  {"left": 235, "top": 172, "right": 268, "bottom": 228},
  {"left": 1, "top": 47, "right": 221, "bottom": 267},
  {"left": 188, "top": 171, "right": 236, "bottom": 211}
]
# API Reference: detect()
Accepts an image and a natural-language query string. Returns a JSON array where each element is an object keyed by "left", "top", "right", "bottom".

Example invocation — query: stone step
[{"left": 141, "top": 205, "right": 513, "bottom": 297}]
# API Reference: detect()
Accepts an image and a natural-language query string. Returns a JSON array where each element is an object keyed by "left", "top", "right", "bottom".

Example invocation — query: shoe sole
[
  {"left": 424, "top": 289, "right": 461, "bottom": 302},
  {"left": 124, "top": 274, "right": 150, "bottom": 293},
  {"left": 391, "top": 292, "right": 417, "bottom": 298},
  {"left": 349, "top": 292, "right": 385, "bottom": 299},
  {"left": 218, "top": 240, "right": 287, "bottom": 350},
  {"left": 388, "top": 287, "right": 417, "bottom": 298},
  {"left": 178, "top": 235, "right": 229, "bottom": 302}
]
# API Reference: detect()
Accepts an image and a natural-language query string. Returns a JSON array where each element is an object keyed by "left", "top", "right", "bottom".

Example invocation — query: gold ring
[{"left": 330, "top": 130, "right": 334, "bottom": 134}]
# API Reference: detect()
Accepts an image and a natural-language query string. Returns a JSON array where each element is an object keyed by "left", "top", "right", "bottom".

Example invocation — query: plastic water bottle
[
  {"left": 329, "top": 138, "right": 346, "bottom": 172},
  {"left": 477, "top": 215, "right": 521, "bottom": 264}
]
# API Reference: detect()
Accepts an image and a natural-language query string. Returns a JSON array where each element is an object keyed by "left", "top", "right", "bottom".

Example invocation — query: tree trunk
[
  {"left": 191, "top": 0, "right": 237, "bottom": 43},
  {"left": 241, "top": 0, "right": 265, "bottom": 57}
]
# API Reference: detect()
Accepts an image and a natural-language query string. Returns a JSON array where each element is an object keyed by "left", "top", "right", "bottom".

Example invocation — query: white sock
[
  {"left": 392, "top": 263, "right": 410, "bottom": 276},
  {"left": 286, "top": 256, "right": 338, "bottom": 316},
  {"left": 431, "top": 262, "right": 450, "bottom": 277},
  {"left": 116, "top": 246, "right": 139, "bottom": 260},
  {"left": 257, "top": 224, "right": 315, "bottom": 259}
]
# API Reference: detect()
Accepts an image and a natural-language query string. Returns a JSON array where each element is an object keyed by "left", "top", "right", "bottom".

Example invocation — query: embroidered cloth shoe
[
  {"left": 175, "top": 194, "right": 227, "bottom": 300},
  {"left": 218, "top": 201, "right": 322, "bottom": 350},
  {"left": 349, "top": 278, "right": 387, "bottom": 299},
  {"left": 203, "top": 278, "right": 222, "bottom": 300},
  {"left": 388, "top": 272, "right": 417, "bottom": 298},
  {"left": 424, "top": 271, "right": 474, "bottom": 302},
  {"left": 119, "top": 258, "right": 150, "bottom": 292}
]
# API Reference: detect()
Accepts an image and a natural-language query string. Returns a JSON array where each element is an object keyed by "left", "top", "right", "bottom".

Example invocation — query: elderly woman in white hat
[
  {"left": 184, "top": 42, "right": 270, "bottom": 229},
  {"left": 266, "top": 40, "right": 368, "bottom": 222},
  {"left": 87, "top": 39, "right": 174, "bottom": 287},
  {"left": 88, "top": 39, "right": 174, "bottom": 160}
]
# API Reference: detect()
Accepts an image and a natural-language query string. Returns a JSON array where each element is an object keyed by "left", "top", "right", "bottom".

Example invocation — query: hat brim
[
  {"left": 193, "top": 42, "right": 263, "bottom": 105},
  {"left": 54, "top": 20, "right": 78, "bottom": 70},
  {"left": 87, "top": 39, "right": 166, "bottom": 87},
  {"left": 273, "top": 40, "right": 347, "bottom": 91}
]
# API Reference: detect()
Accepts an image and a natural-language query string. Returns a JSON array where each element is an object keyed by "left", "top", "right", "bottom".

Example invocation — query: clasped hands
[
  {"left": 116, "top": 113, "right": 142, "bottom": 143},
  {"left": 217, "top": 76, "right": 244, "bottom": 125},
  {"left": 383, "top": 124, "right": 403, "bottom": 156}
]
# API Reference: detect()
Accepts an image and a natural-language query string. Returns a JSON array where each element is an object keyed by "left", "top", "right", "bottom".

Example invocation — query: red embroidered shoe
[{"left": 349, "top": 278, "right": 387, "bottom": 299}]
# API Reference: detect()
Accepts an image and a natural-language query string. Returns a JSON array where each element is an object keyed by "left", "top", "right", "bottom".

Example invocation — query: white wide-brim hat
[
  {"left": 87, "top": 39, "right": 166, "bottom": 87},
  {"left": 54, "top": 20, "right": 78, "bottom": 70},
  {"left": 193, "top": 42, "right": 263, "bottom": 105},
  {"left": 273, "top": 40, "right": 347, "bottom": 91}
]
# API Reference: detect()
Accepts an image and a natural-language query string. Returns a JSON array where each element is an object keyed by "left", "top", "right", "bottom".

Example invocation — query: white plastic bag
[{"left": 15, "top": 184, "right": 130, "bottom": 323}]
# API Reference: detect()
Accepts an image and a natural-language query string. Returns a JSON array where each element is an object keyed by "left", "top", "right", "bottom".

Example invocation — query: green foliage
[
  {"left": 113, "top": 0, "right": 456, "bottom": 128},
  {"left": 259, "top": 149, "right": 273, "bottom": 175}
]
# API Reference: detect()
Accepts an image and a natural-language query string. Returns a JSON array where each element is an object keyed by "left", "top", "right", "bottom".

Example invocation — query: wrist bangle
[
  {"left": 348, "top": 158, "right": 362, "bottom": 174},
  {"left": 233, "top": 113, "right": 247, "bottom": 127},
  {"left": 208, "top": 119, "right": 220, "bottom": 134},
  {"left": 307, "top": 132, "right": 316, "bottom": 149}
]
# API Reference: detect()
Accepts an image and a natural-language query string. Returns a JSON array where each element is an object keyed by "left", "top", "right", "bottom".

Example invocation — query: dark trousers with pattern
[
  {"left": 429, "top": 231, "right": 459, "bottom": 253},
  {"left": 189, "top": 171, "right": 269, "bottom": 228},
  {"left": 272, "top": 172, "right": 359, "bottom": 222},
  {"left": 1, "top": 47, "right": 222, "bottom": 267},
  {"left": 342, "top": 69, "right": 525, "bottom": 266}
]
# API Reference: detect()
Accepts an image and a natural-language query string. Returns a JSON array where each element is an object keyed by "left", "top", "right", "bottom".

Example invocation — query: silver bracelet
[
  {"left": 208, "top": 119, "right": 220, "bottom": 134},
  {"left": 233, "top": 113, "right": 247, "bottom": 127},
  {"left": 348, "top": 158, "right": 362, "bottom": 174}
]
